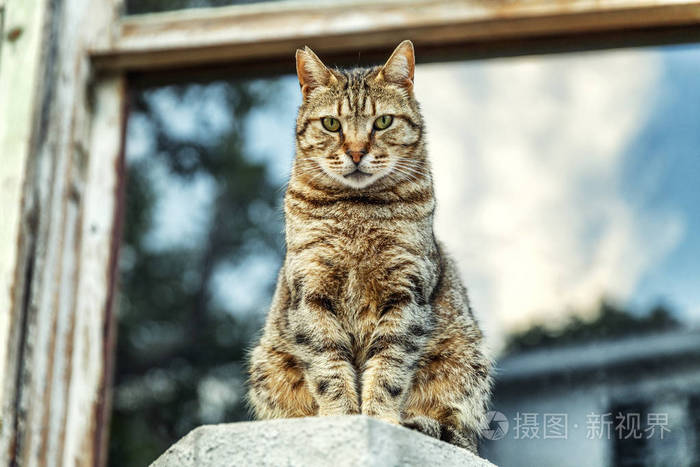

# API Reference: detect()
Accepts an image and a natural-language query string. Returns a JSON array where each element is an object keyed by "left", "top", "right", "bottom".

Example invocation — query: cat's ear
[
  {"left": 296, "top": 46, "right": 337, "bottom": 99},
  {"left": 377, "top": 40, "right": 415, "bottom": 90}
]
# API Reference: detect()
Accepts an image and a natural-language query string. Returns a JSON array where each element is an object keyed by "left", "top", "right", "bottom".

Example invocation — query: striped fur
[{"left": 247, "top": 41, "right": 491, "bottom": 452}]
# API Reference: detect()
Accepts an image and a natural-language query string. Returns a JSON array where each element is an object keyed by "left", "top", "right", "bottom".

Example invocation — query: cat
[{"left": 247, "top": 40, "right": 491, "bottom": 452}]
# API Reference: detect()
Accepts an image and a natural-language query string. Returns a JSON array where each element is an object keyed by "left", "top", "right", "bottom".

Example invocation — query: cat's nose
[{"left": 346, "top": 149, "right": 368, "bottom": 164}]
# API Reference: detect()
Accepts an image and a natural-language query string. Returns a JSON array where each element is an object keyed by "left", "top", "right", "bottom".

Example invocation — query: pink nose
[{"left": 346, "top": 149, "right": 367, "bottom": 164}]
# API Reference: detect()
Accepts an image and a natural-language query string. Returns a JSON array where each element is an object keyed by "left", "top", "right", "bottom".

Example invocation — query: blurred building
[{"left": 482, "top": 329, "right": 700, "bottom": 466}]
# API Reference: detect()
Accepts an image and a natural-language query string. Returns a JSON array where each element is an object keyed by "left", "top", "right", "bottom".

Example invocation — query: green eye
[
  {"left": 373, "top": 115, "right": 393, "bottom": 130},
  {"left": 322, "top": 117, "right": 341, "bottom": 132}
]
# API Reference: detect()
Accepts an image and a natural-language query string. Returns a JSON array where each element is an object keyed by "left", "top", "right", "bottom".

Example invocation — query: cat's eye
[
  {"left": 322, "top": 117, "right": 341, "bottom": 132},
  {"left": 373, "top": 115, "right": 393, "bottom": 131}
]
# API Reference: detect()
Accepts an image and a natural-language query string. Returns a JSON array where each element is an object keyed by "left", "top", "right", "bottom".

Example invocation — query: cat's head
[{"left": 294, "top": 40, "right": 425, "bottom": 190}]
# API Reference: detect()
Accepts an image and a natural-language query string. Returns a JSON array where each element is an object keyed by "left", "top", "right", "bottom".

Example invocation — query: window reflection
[{"left": 113, "top": 45, "right": 700, "bottom": 466}]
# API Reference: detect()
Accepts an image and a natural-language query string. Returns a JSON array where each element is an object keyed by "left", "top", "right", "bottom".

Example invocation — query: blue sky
[
  {"left": 413, "top": 45, "right": 700, "bottom": 349},
  {"left": 127, "top": 43, "right": 700, "bottom": 352},
  {"left": 620, "top": 45, "right": 700, "bottom": 323}
]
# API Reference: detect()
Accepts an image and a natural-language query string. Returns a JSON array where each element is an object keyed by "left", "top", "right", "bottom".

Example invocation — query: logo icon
[{"left": 483, "top": 411, "right": 509, "bottom": 440}]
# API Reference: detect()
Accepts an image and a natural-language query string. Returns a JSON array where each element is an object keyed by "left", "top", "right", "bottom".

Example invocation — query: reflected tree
[
  {"left": 505, "top": 301, "right": 680, "bottom": 355},
  {"left": 109, "top": 80, "right": 285, "bottom": 466}
]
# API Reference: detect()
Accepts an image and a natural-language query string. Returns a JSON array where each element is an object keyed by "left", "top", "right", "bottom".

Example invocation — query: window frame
[
  {"left": 2, "top": 0, "right": 700, "bottom": 465},
  {"left": 98, "top": 0, "right": 700, "bottom": 72}
]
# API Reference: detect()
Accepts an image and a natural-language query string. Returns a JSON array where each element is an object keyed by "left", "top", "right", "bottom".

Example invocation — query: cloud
[{"left": 416, "top": 50, "right": 683, "bottom": 352}]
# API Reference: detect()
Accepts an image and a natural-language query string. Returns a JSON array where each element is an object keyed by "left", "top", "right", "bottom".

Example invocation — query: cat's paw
[
  {"left": 362, "top": 404, "right": 401, "bottom": 425},
  {"left": 318, "top": 400, "right": 360, "bottom": 417},
  {"left": 401, "top": 415, "right": 441, "bottom": 438}
]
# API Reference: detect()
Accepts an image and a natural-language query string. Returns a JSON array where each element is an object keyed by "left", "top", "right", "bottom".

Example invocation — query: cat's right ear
[{"left": 296, "top": 46, "right": 337, "bottom": 99}]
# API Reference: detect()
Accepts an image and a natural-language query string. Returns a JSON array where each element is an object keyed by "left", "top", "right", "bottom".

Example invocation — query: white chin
[{"left": 336, "top": 171, "right": 379, "bottom": 189}]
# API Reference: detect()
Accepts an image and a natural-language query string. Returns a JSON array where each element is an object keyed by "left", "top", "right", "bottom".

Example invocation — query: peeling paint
[{"left": 0, "top": 1, "right": 123, "bottom": 467}]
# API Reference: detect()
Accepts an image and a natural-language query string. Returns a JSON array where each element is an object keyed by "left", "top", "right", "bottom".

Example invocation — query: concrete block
[{"left": 150, "top": 415, "right": 496, "bottom": 467}]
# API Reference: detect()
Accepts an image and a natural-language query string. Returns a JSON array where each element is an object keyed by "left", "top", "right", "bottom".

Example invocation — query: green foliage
[
  {"left": 504, "top": 301, "right": 680, "bottom": 355},
  {"left": 109, "top": 80, "right": 284, "bottom": 466}
]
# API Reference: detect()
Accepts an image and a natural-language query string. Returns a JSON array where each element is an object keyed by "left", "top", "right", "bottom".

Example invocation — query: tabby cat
[{"left": 247, "top": 40, "right": 491, "bottom": 452}]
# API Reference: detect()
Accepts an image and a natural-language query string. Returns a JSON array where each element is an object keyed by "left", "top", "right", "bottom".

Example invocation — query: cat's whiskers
[
  {"left": 396, "top": 164, "right": 430, "bottom": 178},
  {"left": 294, "top": 163, "right": 325, "bottom": 176},
  {"left": 390, "top": 165, "right": 420, "bottom": 183},
  {"left": 277, "top": 179, "right": 291, "bottom": 194},
  {"left": 295, "top": 166, "right": 323, "bottom": 175},
  {"left": 305, "top": 168, "right": 329, "bottom": 186},
  {"left": 395, "top": 159, "right": 428, "bottom": 172},
  {"left": 394, "top": 161, "right": 424, "bottom": 173},
  {"left": 392, "top": 162, "right": 427, "bottom": 180}
]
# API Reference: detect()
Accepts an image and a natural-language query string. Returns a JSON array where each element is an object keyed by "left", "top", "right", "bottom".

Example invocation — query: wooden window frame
[{"left": 1, "top": 0, "right": 699, "bottom": 465}]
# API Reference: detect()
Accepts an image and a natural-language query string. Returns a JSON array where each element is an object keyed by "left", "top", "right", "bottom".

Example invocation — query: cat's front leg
[
  {"left": 360, "top": 296, "right": 431, "bottom": 424},
  {"left": 290, "top": 290, "right": 360, "bottom": 416}
]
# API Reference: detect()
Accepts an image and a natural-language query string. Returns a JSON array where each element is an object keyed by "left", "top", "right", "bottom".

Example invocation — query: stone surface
[{"left": 150, "top": 415, "right": 496, "bottom": 467}]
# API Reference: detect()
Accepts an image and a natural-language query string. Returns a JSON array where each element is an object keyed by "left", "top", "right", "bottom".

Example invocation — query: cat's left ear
[{"left": 377, "top": 40, "right": 415, "bottom": 90}]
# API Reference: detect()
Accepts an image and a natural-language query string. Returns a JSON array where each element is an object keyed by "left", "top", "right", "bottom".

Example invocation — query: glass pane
[
  {"left": 111, "top": 78, "right": 299, "bottom": 464},
  {"left": 462, "top": 45, "right": 700, "bottom": 467},
  {"left": 113, "top": 44, "right": 700, "bottom": 466}
]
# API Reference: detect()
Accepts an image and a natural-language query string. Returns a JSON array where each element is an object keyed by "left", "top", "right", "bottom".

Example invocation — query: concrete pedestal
[{"left": 151, "top": 415, "right": 496, "bottom": 467}]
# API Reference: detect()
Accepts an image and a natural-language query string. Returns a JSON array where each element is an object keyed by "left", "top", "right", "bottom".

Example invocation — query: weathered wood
[
  {"left": 93, "top": 0, "right": 700, "bottom": 72},
  {"left": 0, "top": 0, "right": 50, "bottom": 438},
  {"left": 63, "top": 74, "right": 125, "bottom": 467},
  {"left": 0, "top": 0, "right": 124, "bottom": 466}
]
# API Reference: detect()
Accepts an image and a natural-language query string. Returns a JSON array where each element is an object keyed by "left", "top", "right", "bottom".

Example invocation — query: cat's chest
[
  {"left": 320, "top": 223, "right": 422, "bottom": 276},
  {"left": 325, "top": 225, "right": 429, "bottom": 313},
  {"left": 287, "top": 217, "right": 433, "bottom": 315}
]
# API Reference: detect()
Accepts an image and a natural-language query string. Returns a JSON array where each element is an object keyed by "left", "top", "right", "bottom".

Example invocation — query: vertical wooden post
[
  {"left": 0, "top": 0, "right": 50, "bottom": 446},
  {"left": 0, "top": 0, "right": 124, "bottom": 466}
]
